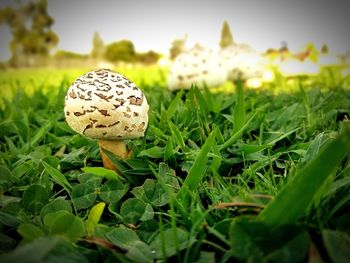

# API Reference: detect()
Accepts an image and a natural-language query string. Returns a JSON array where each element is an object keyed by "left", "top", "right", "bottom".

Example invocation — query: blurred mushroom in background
[
  {"left": 219, "top": 43, "right": 269, "bottom": 88},
  {"left": 167, "top": 44, "right": 227, "bottom": 90}
]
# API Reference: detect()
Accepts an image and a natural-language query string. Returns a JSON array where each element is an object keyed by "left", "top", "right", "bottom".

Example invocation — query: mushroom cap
[
  {"left": 219, "top": 43, "right": 266, "bottom": 81},
  {"left": 278, "top": 59, "right": 320, "bottom": 77},
  {"left": 317, "top": 54, "right": 341, "bottom": 66},
  {"left": 167, "top": 45, "right": 226, "bottom": 90},
  {"left": 64, "top": 69, "right": 149, "bottom": 140},
  {"left": 341, "top": 67, "right": 350, "bottom": 77}
]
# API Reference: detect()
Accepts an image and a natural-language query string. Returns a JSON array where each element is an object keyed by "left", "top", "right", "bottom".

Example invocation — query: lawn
[{"left": 0, "top": 66, "right": 349, "bottom": 262}]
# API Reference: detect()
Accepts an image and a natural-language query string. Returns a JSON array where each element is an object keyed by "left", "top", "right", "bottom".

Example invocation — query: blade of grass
[
  {"left": 177, "top": 128, "right": 217, "bottom": 209},
  {"left": 150, "top": 163, "right": 192, "bottom": 228},
  {"left": 86, "top": 202, "right": 106, "bottom": 237},
  {"left": 258, "top": 124, "right": 350, "bottom": 226},
  {"left": 42, "top": 161, "right": 72, "bottom": 193},
  {"left": 166, "top": 89, "right": 184, "bottom": 119},
  {"left": 81, "top": 167, "right": 119, "bottom": 181},
  {"left": 193, "top": 87, "right": 209, "bottom": 117},
  {"left": 264, "top": 128, "right": 299, "bottom": 146},
  {"left": 168, "top": 119, "right": 188, "bottom": 152},
  {"left": 219, "top": 111, "right": 258, "bottom": 151},
  {"left": 30, "top": 122, "right": 52, "bottom": 147},
  {"left": 233, "top": 80, "right": 245, "bottom": 134}
]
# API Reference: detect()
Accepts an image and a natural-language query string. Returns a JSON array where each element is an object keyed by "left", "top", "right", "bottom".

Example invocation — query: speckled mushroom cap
[
  {"left": 219, "top": 43, "right": 266, "bottom": 81},
  {"left": 64, "top": 69, "right": 149, "bottom": 140},
  {"left": 167, "top": 45, "right": 226, "bottom": 90}
]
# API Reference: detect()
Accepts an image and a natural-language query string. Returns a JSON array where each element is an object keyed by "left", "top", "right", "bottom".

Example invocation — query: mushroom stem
[{"left": 99, "top": 139, "right": 129, "bottom": 171}]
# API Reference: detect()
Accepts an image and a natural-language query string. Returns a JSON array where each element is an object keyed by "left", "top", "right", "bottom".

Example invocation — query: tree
[
  {"left": 219, "top": 20, "right": 234, "bottom": 48},
  {"left": 104, "top": 40, "right": 136, "bottom": 63},
  {"left": 169, "top": 36, "right": 187, "bottom": 60},
  {"left": 136, "top": 50, "right": 161, "bottom": 64},
  {"left": 321, "top": 44, "right": 329, "bottom": 54},
  {"left": 0, "top": 0, "right": 58, "bottom": 66},
  {"left": 91, "top": 32, "right": 105, "bottom": 59}
]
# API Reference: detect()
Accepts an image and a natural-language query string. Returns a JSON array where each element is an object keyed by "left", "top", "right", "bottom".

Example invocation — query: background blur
[{"left": 1, "top": 0, "right": 349, "bottom": 68}]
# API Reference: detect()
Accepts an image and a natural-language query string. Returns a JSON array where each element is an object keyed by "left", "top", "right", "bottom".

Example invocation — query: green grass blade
[
  {"left": 264, "top": 128, "right": 299, "bottom": 146},
  {"left": 166, "top": 90, "right": 184, "bottom": 119},
  {"left": 150, "top": 163, "right": 192, "bottom": 228},
  {"left": 42, "top": 161, "right": 72, "bottom": 193},
  {"left": 85, "top": 202, "right": 105, "bottom": 237},
  {"left": 30, "top": 122, "right": 52, "bottom": 147},
  {"left": 258, "top": 125, "right": 350, "bottom": 226},
  {"left": 81, "top": 167, "right": 119, "bottom": 181},
  {"left": 168, "top": 119, "right": 187, "bottom": 152},
  {"left": 177, "top": 128, "right": 217, "bottom": 208},
  {"left": 193, "top": 87, "right": 210, "bottom": 117},
  {"left": 233, "top": 80, "right": 245, "bottom": 134},
  {"left": 219, "top": 111, "right": 258, "bottom": 151}
]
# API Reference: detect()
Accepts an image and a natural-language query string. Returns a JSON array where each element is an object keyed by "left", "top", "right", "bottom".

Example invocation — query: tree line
[{"left": 0, "top": 0, "right": 234, "bottom": 67}]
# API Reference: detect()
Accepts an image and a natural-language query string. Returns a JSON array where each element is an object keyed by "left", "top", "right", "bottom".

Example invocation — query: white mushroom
[
  {"left": 167, "top": 45, "right": 226, "bottom": 90},
  {"left": 341, "top": 67, "right": 350, "bottom": 78},
  {"left": 64, "top": 69, "right": 149, "bottom": 170},
  {"left": 278, "top": 59, "right": 320, "bottom": 77},
  {"left": 317, "top": 53, "right": 341, "bottom": 67},
  {"left": 219, "top": 43, "right": 267, "bottom": 84}
]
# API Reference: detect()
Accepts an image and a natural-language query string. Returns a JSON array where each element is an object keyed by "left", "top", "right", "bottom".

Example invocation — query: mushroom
[
  {"left": 278, "top": 59, "right": 320, "bottom": 77},
  {"left": 317, "top": 53, "right": 341, "bottom": 68},
  {"left": 219, "top": 43, "right": 267, "bottom": 86},
  {"left": 64, "top": 69, "right": 149, "bottom": 170},
  {"left": 167, "top": 44, "right": 226, "bottom": 90},
  {"left": 341, "top": 67, "right": 350, "bottom": 78}
]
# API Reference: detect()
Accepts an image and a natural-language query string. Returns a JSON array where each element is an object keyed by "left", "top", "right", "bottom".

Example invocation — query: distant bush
[
  {"left": 104, "top": 40, "right": 136, "bottom": 63},
  {"left": 136, "top": 51, "right": 161, "bottom": 64},
  {"left": 54, "top": 50, "right": 89, "bottom": 59},
  {"left": 0, "top": 61, "right": 7, "bottom": 70}
]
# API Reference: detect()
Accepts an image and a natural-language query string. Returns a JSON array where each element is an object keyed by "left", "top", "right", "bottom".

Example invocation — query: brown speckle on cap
[
  {"left": 123, "top": 112, "right": 131, "bottom": 118},
  {"left": 98, "top": 109, "right": 110, "bottom": 116},
  {"left": 128, "top": 95, "right": 143, "bottom": 106},
  {"left": 69, "top": 91, "right": 77, "bottom": 99}
]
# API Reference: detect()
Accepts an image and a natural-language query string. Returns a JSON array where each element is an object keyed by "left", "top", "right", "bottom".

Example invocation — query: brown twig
[
  {"left": 81, "top": 237, "right": 124, "bottom": 252},
  {"left": 214, "top": 202, "right": 266, "bottom": 209},
  {"left": 250, "top": 194, "right": 273, "bottom": 200}
]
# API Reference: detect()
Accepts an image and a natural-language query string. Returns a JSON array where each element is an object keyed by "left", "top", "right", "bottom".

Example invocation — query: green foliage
[
  {"left": 0, "top": 67, "right": 349, "bottom": 261},
  {"left": 149, "top": 227, "right": 197, "bottom": 259},
  {"left": 258, "top": 125, "right": 350, "bottom": 226},
  {"left": 22, "top": 185, "right": 49, "bottom": 213},
  {"left": 322, "top": 230, "right": 350, "bottom": 263},
  {"left": 85, "top": 202, "right": 105, "bottom": 236},
  {"left": 132, "top": 179, "right": 170, "bottom": 207},
  {"left": 44, "top": 210, "right": 85, "bottom": 242},
  {"left": 17, "top": 223, "right": 45, "bottom": 243},
  {"left": 229, "top": 216, "right": 312, "bottom": 262},
  {"left": 0, "top": 236, "right": 89, "bottom": 262},
  {"left": 120, "top": 198, "right": 153, "bottom": 225}
]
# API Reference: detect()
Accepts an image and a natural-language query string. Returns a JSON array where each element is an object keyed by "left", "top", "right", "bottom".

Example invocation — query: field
[{"left": 0, "top": 66, "right": 350, "bottom": 262}]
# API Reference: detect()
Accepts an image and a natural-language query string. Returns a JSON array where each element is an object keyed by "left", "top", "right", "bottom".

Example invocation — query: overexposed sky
[{"left": 1, "top": 0, "right": 350, "bottom": 60}]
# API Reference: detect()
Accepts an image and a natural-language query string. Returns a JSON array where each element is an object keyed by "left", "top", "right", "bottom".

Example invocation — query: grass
[{"left": 0, "top": 66, "right": 349, "bottom": 262}]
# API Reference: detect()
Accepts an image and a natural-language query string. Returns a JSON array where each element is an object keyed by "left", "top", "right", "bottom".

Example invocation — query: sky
[{"left": 1, "top": 0, "right": 350, "bottom": 60}]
